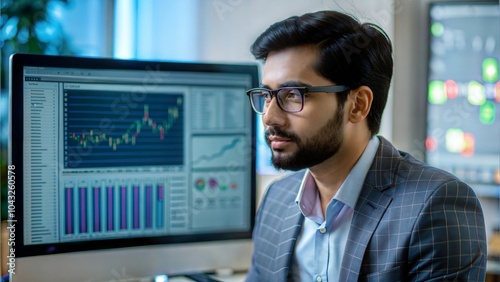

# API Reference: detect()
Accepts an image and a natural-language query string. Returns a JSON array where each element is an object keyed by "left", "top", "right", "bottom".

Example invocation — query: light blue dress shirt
[{"left": 290, "top": 136, "right": 380, "bottom": 282}]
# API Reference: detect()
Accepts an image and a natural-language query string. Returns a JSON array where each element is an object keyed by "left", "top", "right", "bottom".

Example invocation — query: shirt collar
[{"left": 295, "top": 136, "right": 380, "bottom": 216}]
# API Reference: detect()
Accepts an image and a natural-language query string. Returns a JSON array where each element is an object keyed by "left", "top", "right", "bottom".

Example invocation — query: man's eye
[{"left": 283, "top": 89, "right": 302, "bottom": 101}]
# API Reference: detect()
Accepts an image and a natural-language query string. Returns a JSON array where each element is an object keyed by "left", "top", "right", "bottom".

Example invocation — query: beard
[{"left": 265, "top": 107, "right": 344, "bottom": 171}]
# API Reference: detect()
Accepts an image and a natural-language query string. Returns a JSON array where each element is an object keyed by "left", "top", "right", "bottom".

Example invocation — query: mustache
[{"left": 265, "top": 127, "right": 299, "bottom": 142}]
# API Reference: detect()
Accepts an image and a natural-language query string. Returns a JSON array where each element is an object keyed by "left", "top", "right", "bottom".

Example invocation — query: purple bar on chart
[
  {"left": 65, "top": 187, "right": 73, "bottom": 234},
  {"left": 79, "top": 187, "right": 87, "bottom": 233},
  {"left": 157, "top": 184, "right": 164, "bottom": 228},
  {"left": 120, "top": 186, "right": 127, "bottom": 230},
  {"left": 145, "top": 185, "right": 152, "bottom": 229},
  {"left": 133, "top": 185, "right": 140, "bottom": 229},
  {"left": 107, "top": 186, "right": 114, "bottom": 231},
  {"left": 93, "top": 187, "right": 101, "bottom": 232}
]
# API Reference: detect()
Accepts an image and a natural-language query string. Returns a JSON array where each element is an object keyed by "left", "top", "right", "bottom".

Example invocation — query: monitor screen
[
  {"left": 8, "top": 53, "right": 258, "bottom": 278},
  {"left": 426, "top": 1, "right": 500, "bottom": 196}
]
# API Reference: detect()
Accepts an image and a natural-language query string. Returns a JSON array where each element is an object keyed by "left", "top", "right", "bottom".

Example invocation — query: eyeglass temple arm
[{"left": 309, "top": 85, "right": 350, "bottom": 92}]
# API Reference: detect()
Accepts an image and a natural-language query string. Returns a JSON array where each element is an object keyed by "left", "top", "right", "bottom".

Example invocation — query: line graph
[
  {"left": 64, "top": 90, "right": 184, "bottom": 168},
  {"left": 193, "top": 138, "right": 241, "bottom": 164},
  {"left": 68, "top": 104, "right": 179, "bottom": 150},
  {"left": 191, "top": 135, "right": 249, "bottom": 169}
]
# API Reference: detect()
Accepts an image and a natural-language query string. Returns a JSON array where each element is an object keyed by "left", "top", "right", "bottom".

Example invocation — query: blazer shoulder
[
  {"left": 374, "top": 137, "right": 474, "bottom": 196},
  {"left": 396, "top": 151, "right": 470, "bottom": 189}
]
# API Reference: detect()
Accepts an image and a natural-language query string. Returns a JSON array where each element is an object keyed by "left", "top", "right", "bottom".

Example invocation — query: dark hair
[{"left": 250, "top": 10, "right": 393, "bottom": 135}]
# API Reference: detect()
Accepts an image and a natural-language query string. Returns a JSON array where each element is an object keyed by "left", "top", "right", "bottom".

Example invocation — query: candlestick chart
[{"left": 64, "top": 90, "right": 184, "bottom": 168}]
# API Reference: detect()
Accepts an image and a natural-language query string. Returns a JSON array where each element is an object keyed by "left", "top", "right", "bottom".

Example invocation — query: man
[{"left": 245, "top": 10, "right": 487, "bottom": 282}]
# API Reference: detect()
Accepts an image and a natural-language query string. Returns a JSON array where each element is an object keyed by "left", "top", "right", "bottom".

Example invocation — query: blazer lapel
[
  {"left": 339, "top": 186, "right": 392, "bottom": 280},
  {"left": 274, "top": 200, "right": 303, "bottom": 281},
  {"left": 339, "top": 137, "right": 400, "bottom": 281}
]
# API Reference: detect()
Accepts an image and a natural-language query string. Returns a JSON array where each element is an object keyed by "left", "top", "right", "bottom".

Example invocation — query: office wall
[
  {"left": 57, "top": 0, "right": 114, "bottom": 56},
  {"left": 393, "top": 0, "right": 429, "bottom": 159},
  {"left": 195, "top": 0, "right": 394, "bottom": 62}
]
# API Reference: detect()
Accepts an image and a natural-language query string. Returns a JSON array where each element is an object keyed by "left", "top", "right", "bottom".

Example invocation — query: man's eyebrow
[{"left": 259, "top": 81, "right": 312, "bottom": 89}]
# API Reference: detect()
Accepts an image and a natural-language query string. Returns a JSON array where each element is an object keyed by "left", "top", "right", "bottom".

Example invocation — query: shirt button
[
  {"left": 319, "top": 227, "right": 326, "bottom": 234},
  {"left": 316, "top": 276, "right": 322, "bottom": 282}
]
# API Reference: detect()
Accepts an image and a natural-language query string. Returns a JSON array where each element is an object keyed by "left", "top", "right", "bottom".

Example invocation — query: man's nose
[{"left": 262, "top": 97, "right": 286, "bottom": 127}]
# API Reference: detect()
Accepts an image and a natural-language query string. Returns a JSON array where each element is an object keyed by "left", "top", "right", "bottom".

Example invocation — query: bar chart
[{"left": 60, "top": 176, "right": 188, "bottom": 240}]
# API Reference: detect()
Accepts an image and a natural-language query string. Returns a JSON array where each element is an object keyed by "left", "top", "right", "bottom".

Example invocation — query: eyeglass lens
[{"left": 250, "top": 88, "right": 303, "bottom": 113}]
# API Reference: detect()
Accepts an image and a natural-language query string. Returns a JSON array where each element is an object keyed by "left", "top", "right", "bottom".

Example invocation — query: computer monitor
[
  {"left": 8, "top": 53, "right": 258, "bottom": 281},
  {"left": 425, "top": 1, "right": 500, "bottom": 196}
]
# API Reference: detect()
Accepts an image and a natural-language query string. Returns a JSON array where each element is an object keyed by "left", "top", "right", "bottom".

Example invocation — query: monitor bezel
[{"left": 9, "top": 53, "right": 258, "bottom": 257}]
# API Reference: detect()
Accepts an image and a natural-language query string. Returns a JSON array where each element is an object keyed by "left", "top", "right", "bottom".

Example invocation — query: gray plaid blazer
[{"left": 246, "top": 136, "right": 487, "bottom": 282}]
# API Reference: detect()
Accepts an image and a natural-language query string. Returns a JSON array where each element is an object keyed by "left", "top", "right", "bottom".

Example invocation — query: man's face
[{"left": 261, "top": 45, "right": 346, "bottom": 171}]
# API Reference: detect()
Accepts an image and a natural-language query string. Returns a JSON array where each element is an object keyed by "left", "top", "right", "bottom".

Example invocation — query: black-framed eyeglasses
[{"left": 246, "top": 85, "right": 350, "bottom": 114}]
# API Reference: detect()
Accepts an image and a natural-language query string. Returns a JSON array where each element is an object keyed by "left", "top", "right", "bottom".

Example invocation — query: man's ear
[{"left": 347, "top": 86, "right": 373, "bottom": 124}]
